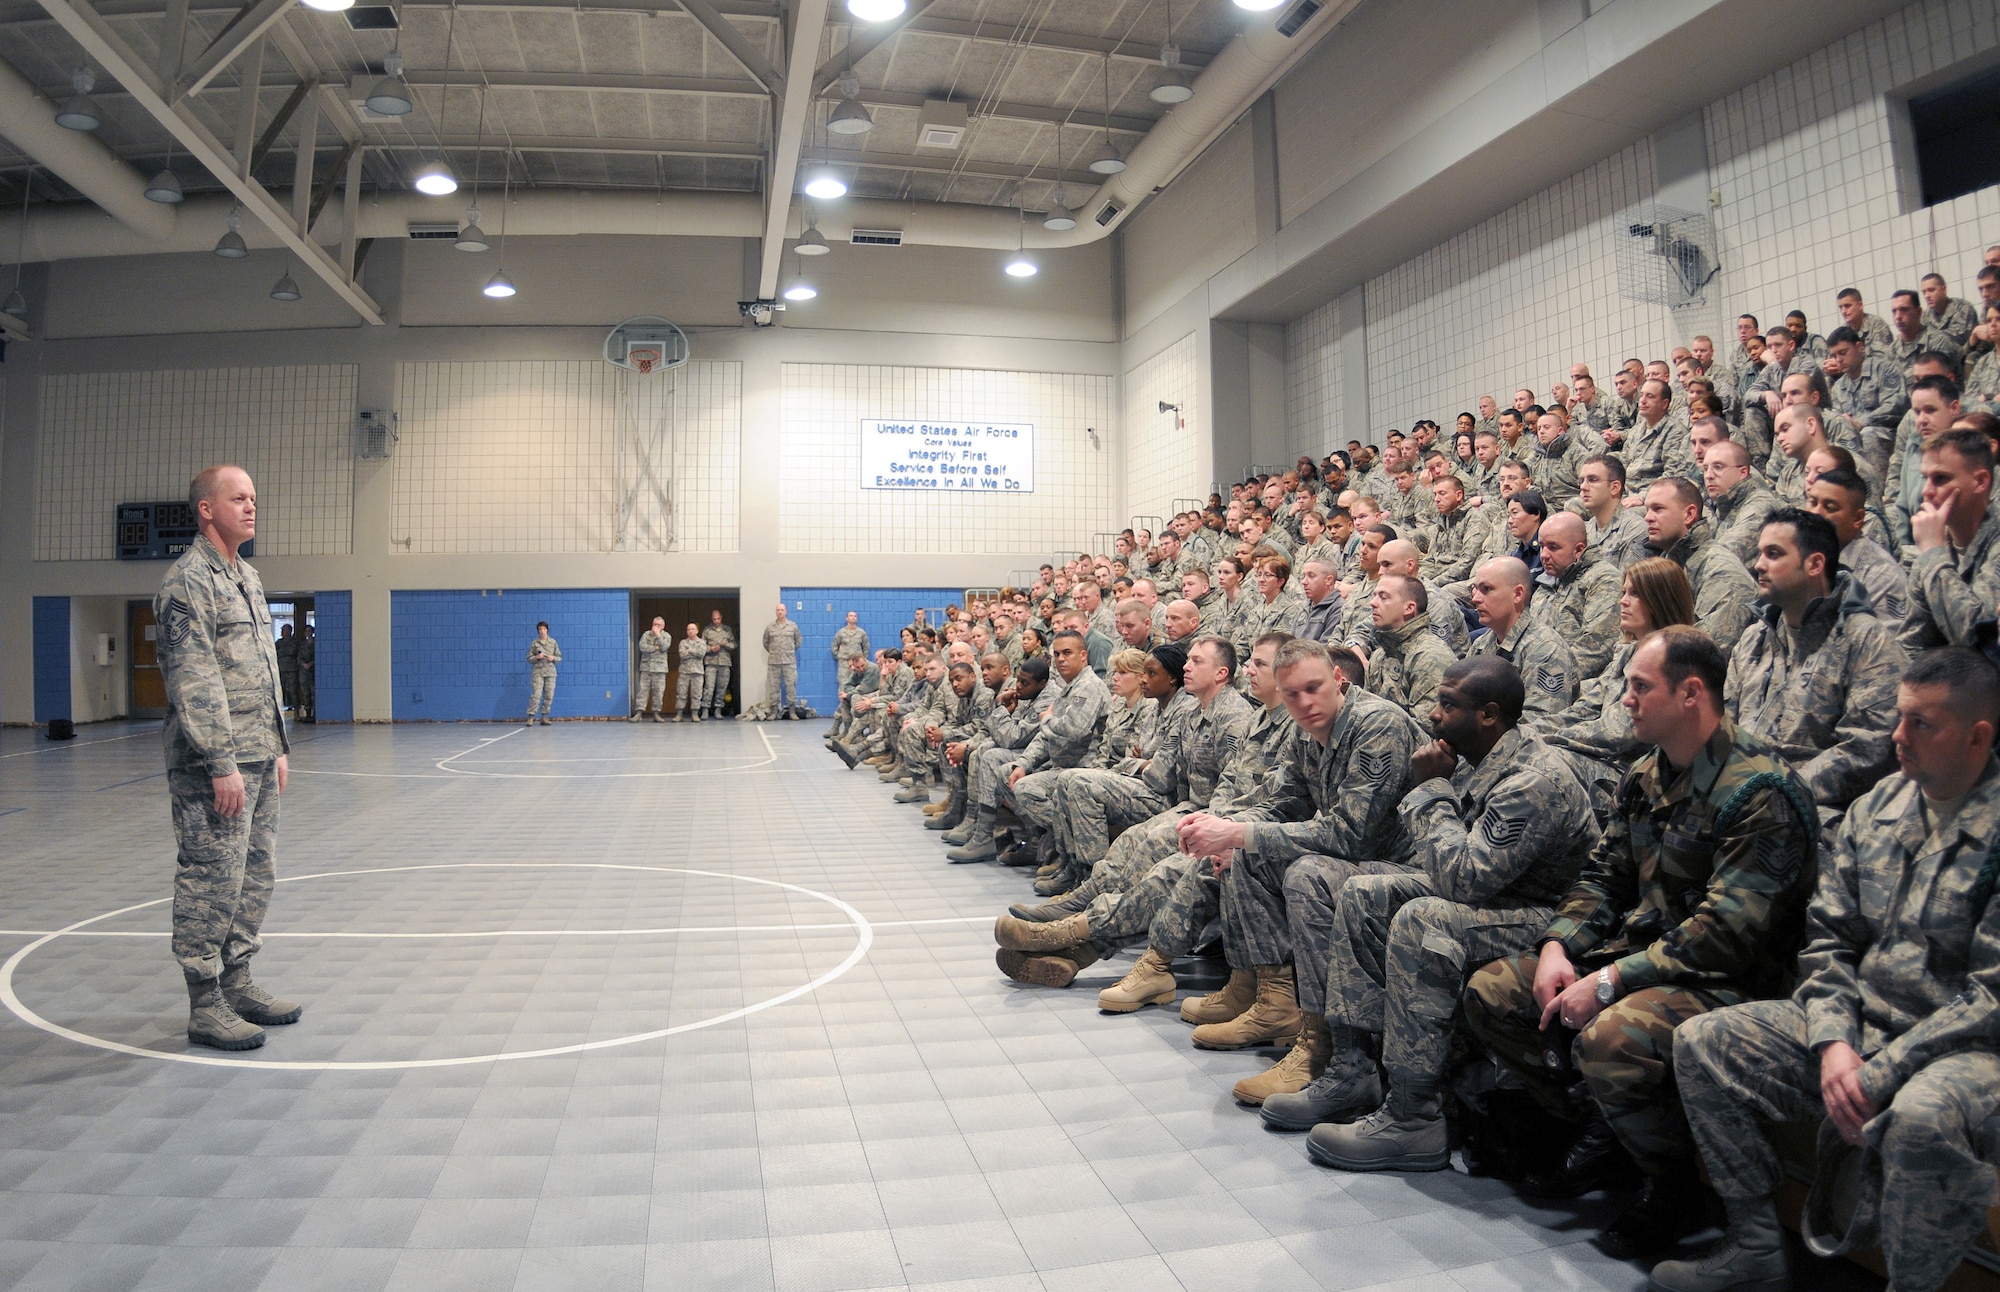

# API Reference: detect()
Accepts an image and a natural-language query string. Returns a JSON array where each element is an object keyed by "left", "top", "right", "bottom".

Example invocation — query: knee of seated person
[{"left": 1576, "top": 1000, "right": 1661, "bottom": 1068}]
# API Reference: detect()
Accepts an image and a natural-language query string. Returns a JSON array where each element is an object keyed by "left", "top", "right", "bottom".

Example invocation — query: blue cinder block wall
[
  {"left": 780, "top": 587, "right": 969, "bottom": 712},
  {"left": 32, "top": 596, "right": 70, "bottom": 725},
  {"left": 391, "top": 589, "right": 631, "bottom": 720},
  {"left": 313, "top": 592, "right": 352, "bottom": 722}
]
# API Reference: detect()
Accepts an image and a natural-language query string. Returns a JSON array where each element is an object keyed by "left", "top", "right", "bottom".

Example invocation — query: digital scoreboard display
[{"left": 115, "top": 502, "right": 251, "bottom": 560}]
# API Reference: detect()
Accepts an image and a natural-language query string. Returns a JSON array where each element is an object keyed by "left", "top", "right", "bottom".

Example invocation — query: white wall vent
[
  {"left": 406, "top": 223, "right": 459, "bottom": 240},
  {"left": 916, "top": 100, "right": 970, "bottom": 150},
  {"left": 850, "top": 228, "right": 904, "bottom": 246},
  {"left": 1094, "top": 201, "right": 1123, "bottom": 227},
  {"left": 1277, "top": 0, "right": 1323, "bottom": 36}
]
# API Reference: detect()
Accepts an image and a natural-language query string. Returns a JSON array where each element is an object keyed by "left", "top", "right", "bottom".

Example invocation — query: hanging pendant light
[
  {"left": 1089, "top": 55, "right": 1125, "bottom": 174},
  {"left": 483, "top": 150, "right": 517, "bottom": 299},
  {"left": 1004, "top": 207, "right": 1037, "bottom": 278},
  {"left": 414, "top": 159, "right": 457, "bottom": 196},
  {"left": 803, "top": 167, "right": 847, "bottom": 200},
  {"left": 1233, "top": 0, "right": 1285, "bottom": 8},
  {"left": 2, "top": 289, "right": 26, "bottom": 319},
  {"left": 1149, "top": 2, "right": 1192, "bottom": 104},
  {"left": 482, "top": 269, "right": 516, "bottom": 298},
  {"left": 365, "top": 50, "right": 414, "bottom": 116},
  {"left": 783, "top": 276, "right": 817, "bottom": 301},
  {"left": 796, "top": 210, "right": 831, "bottom": 257},
  {"left": 54, "top": 67, "right": 103, "bottom": 131},
  {"left": 144, "top": 163, "right": 184, "bottom": 204},
  {"left": 455, "top": 205, "right": 489, "bottom": 251},
  {"left": 300, "top": 0, "right": 355, "bottom": 11},
  {"left": 4, "top": 168, "right": 30, "bottom": 319},
  {"left": 846, "top": 0, "right": 904, "bottom": 19},
  {"left": 213, "top": 209, "right": 250, "bottom": 258},
  {"left": 1043, "top": 135, "right": 1075, "bottom": 230},
  {"left": 827, "top": 70, "right": 874, "bottom": 135},
  {"left": 270, "top": 270, "right": 302, "bottom": 301}
]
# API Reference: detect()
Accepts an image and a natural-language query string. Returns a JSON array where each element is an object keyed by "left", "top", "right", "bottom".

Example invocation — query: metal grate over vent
[
  {"left": 850, "top": 229, "right": 904, "bottom": 246},
  {"left": 406, "top": 224, "right": 459, "bottom": 240},
  {"left": 1277, "top": 0, "right": 1323, "bottom": 36},
  {"left": 1094, "top": 201, "right": 1123, "bottom": 227}
]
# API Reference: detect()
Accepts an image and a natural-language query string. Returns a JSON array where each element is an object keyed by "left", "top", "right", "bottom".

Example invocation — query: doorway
[
  {"left": 128, "top": 600, "right": 164, "bottom": 719},
  {"left": 631, "top": 592, "right": 740, "bottom": 716}
]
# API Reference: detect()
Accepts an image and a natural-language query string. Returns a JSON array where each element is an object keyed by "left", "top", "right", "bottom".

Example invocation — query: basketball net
[{"left": 629, "top": 346, "right": 663, "bottom": 375}]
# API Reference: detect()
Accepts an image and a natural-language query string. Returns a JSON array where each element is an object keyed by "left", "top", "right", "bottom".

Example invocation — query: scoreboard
[{"left": 115, "top": 502, "right": 252, "bottom": 560}]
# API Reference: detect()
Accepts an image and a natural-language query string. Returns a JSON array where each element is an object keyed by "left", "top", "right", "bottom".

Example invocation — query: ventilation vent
[
  {"left": 916, "top": 100, "right": 970, "bottom": 150},
  {"left": 406, "top": 223, "right": 459, "bottom": 240},
  {"left": 344, "top": 5, "right": 399, "bottom": 28},
  {"left": 1276, "top": 0, "right": 1323, "bottom": 36},
  {"left": 850, "top": 228, "right": 904, "bottom": 246},
  {"left": 1094, "top": 201, "right": 1123, "bottom": 228}
]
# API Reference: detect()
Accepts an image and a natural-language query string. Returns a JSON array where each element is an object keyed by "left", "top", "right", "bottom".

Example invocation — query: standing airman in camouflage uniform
[
  {"left": 1462, "top": 628, "right": 1819, "bottom": 1261},
  {"left": 1267, "top": 660, "right": 1597, "bottom": 1172},
  {"left": 673, "top": 623, "right": 707, "bottom": 721},
  {"left": 1661, "top": 648, "right": 2000, "bottom": 1292},
  {"left": 702, "top": 610, "right": 735, "bottom": 719},
  {"left": 1467, "top": 557, "right": 1577, "bottom": 720},
  {"left": 156, "top": 465, "right": 297, "bottom": 1052},
  {"left": 527, "top": 622, "right": 561, "bottom": 724},
  {"left": 763, "top": 603, "right": 803, "bottom": 718},
  {"left": 274, "top": 624, "right": 298, "bottom": 712},
  {"left": 294, "top": 624, "right": 315, "bottom": 723},
  {"left": 1728, "top": 511, "right": 1903, "bottom": 837},
  {"left": 1527, "top": 514, "right": 1621, "bottom": 679},
  {"left": 633, "top": 616, "right": 670, "bottom": 721},
  {"left": 829, "top": 612, "right": 870, "bottom": 668}
]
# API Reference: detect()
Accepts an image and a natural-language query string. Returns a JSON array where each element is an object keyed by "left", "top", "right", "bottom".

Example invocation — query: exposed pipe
[
  {"left": 0, "top": 55, "right": 175, "bottom": 242},
  {"left": 0, "top": 4, "right": 1349, "bottom": 266}
]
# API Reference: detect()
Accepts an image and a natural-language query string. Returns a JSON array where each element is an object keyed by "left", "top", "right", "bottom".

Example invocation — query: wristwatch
[{"left": 1595, "top": 967, "right": 1617, "bottom": 1006}]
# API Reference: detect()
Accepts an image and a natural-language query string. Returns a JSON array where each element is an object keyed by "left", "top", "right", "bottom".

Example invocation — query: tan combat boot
[
  {"left": 1180, "top": 967, "right": 1256, "bottom": 1025},
  {"left": 993, "top": 912, "right": 1090, "bottom": 953},
  {"left": 1189, "top": 964, "right": 1304, "bottom": 1050},
  {"left": 1096, "top": 949, "right": 1177, "bottom": 1013},
  {"left": 996, "top": 943, "right": 1101, "bottom": 987},
  {"left": 187, "top": 981, "right": 266, "bottom": 1051},
  {"left": 1231, "top": 1015, "right": 1331, "bottom": 1106}
]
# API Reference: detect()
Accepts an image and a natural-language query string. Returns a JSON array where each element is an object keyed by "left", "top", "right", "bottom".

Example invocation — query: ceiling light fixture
[
  {"left": 802, "top": 167, "right": 847, "bottom": 200},
  {"left": 213, "top": 208, "right": 249, "bottom": 258},
  {"left": 783, "top": 276, "right": 816, "bottom": 301},
  {"left": 54, "top": 67, "right": 103, "bottom": 131},
  {"left": 483, "top": 148, "right": 517, "bottom": 299},
  {"left": 796, "top": 211, "right": 830, "bottom": 256},
  {"left": 270, "top": 270, "right": 302, "bottom": 301},
  {"left": 1233, "top": 0, "right": 1285, "bottom": 8},
  {"left": 1150, "top": 1, "right": 1192, "bottom": 104},
  {"left": 300, "top": 0, "right": 355, "bottom": 10},
  {"left": 1004, "top": 206, "right": 1037, "bottom": 278},
  {"left": 827, "top": 70, "right": 874, "bottom": 135},
  {"left": 455, "top": 204, "right": 489, "bottom": 251},
  {"left": 846, "top": 0, "right": 905, "bottom": 20},
  {"left": 482, "top": 269, "right": 516, "bottom": 298},
  {"left": 1043, "top": 135, "right": 1075, "bottom": 230},
  {"left": 414, "top": 159, "right": 457, "bottom": 196},
  {"left": 144, "top": 164, "right": 183, "bottom": 204},
  {"left": 365, "top": 50, "right": 414, "bottom": 116},
  {"left": 1089, "top": 55, "right": 1125, "bottom": 174},
  {"left": 5, "top": 168, "right": 31, "bottom": 320}
]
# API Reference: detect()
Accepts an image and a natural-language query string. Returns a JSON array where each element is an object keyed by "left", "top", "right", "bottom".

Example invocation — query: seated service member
[
  {"left": 1902, "top": 427, "right": 2000, "bottom": 651},
  {"left": 1467, "top": 557, "right": 1578, "bottom": 720},
  {"left": 1266, "top": 659, "right": 1598, "bottom": 1175},
  {"left": 1366, "top": 574, "right": 1458, "bottom": 721},
  {"left": 1660, "top": 648, "right": 2000, "bottom": 1292},
  {"left": 1461, "top": 627, "right": 1819, "bottom": 1260}
]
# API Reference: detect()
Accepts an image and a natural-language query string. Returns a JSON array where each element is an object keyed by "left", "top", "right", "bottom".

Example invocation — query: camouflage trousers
[
  {"left": 1086, "top": 851, "right": 1243, "bottom": 970},
  {"left": 1010, "top": 769, "right": 1066, "bottom": 839},
  {"left": 528, "top": 665, "right": 556, "bottom": 717},
  {"left": 1462, "top": 950, "right": 1730, "bottom": 1175},
  {"left": 1225, "top": 850, "right": 1414, "bottom": 1010},
  {"left": 1156, "top": 857, "right": 1245, "bottom": 969},
  {"left": 1322, "top": 872, "right": 1552, "bottom": 1118},
  {"left": 1067, "top": 809, "right": 1188, "bottom": 909},
  {"left": 767, "top": 662, "right": 799, "bottom": 712},
  {"left": 703, "top": 661, "right": 731, "bottom": 711},
  {"left": 168, "top": 761, "right": 280, "bottom": 985},
  {"left": 1053, "top": 769, "right": 1169, "bottom": 868},
  {"left": 636, "top": 672, "right": 667, "bottom": 714},
  {"left": 673, "top": 669, "right": 703, "bottom": 715},
  {"left": 896, "top": 721, "right": 939, "bottom": 778},
  {"left": 970, "top": 746, "right": 1028, "bottom": 810},
  {"left": 1677, "top": 1000, "right": 2000, "bottom": 1292}
]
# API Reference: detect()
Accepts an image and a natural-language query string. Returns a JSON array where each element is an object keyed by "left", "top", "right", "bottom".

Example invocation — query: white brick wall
[{"left": 1124, "top": 335, "right": 1202, "bottom": 523}]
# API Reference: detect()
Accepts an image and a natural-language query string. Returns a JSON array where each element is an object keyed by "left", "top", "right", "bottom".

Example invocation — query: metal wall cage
[{"left": 1616, "top": 205, "right": 1721, "bottom": 310}]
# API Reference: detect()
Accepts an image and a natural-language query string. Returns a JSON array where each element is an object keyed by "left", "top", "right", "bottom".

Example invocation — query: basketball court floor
[{"left": 0, "top": 721, "right": 1883, "bottom": 1292}]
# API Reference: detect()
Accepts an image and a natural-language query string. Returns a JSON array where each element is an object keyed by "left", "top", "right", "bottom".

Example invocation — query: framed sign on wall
[{"left": 858, "top": 420, "right": 1034, "bottom": 493}]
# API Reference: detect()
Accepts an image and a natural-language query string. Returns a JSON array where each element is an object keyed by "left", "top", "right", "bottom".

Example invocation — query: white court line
[
  {"left": 0, "top": 915, "right": 991, "bottom": 939},
  {"left": 0, "top": 861, "right": 878, "bottom": 1071},
  {"left": 436, "top": 725, "right": 781, "bottom": 780},
  {"left": 0, "top": 729, "right": 156, "bottom": 759}
]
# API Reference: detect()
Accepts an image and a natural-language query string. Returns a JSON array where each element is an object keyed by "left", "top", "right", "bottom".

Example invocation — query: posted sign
[{"left": 860, "top": 420, "right": 1035, "bottom": 493}]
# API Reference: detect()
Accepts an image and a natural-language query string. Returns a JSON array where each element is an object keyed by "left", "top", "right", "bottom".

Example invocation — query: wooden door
[{"left": 129, "top": 601, "right": 165, "bottom": 717}]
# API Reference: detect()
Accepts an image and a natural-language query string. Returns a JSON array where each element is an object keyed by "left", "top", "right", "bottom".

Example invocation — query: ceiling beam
[
  {"left": 860, "top": 88, "right": 1154, "bottom": 135},
  {"left": 176, "top": 0, "right": 293, "bottom": 99},
  {"left": 810, "top": 0, "right": 938, "bottom": 97},
  {"left": 399, "top": 69, "right": 769, "bottom": 98},
  {"left": 249, "top": 75, "right": 313, "bottom": 170},
  {"left": 758, "top": 0, "right": 826, "bottom": 301},
  {"left": 0, "top": 0, "right": 780, "bottom": 16},
  {"left": 31, "top": 0, "right": 384, "bottom": 322},
  {"left": 676, "top": 0, "right": 783, "bottom": 95},
  {"left": 892, "top": 17, "right": 1212, "bottom": 71}
]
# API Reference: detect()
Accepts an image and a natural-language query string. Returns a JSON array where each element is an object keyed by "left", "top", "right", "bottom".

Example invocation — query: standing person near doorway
[
  {"left": 633, "top": 616, "right": 670, "bottom": 721},
  {"left": 527, "top": 621, "right": 561, "bottom": 725},
  {"left": 294, "top": 623, "right": 315, "bottom": 724},
  {"left": 765, "top": 603, "right": 803, "bottom": 718},
  {"left": 275, "top": 624, "right": 298, "bottom": 713},
  {"left": 156, "top": 464, "right": 297, "bottom": 1052},
  {"left": 703, "top": 609, "right": 736, "bottom": 719},
  {"left": 675, "top": 623, "right": 707, "bottom": 722}
]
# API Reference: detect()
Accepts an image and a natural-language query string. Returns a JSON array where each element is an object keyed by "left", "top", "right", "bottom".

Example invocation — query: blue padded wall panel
[
  {"left": 313, "top": 592, "right": 353, "bottom": 722},
  {"left": 391, "top": 589, "right": 630, "bottom": 720},
  {"left": 32, "top": 597, "right": 70, "bottom": 724},
  {"left": 779, "top": 587, "right": 967, "bottom": 712}
]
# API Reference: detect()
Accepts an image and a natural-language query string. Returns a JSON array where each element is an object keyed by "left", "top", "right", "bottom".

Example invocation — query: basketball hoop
[
  {"left": 604, "top": 316, "right": 690, "bottom": 375},
  {"left": 628, "top": 346, "right": 663, "bottom": 375}
]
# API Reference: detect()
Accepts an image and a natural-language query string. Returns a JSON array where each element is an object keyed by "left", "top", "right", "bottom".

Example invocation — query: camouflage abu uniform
[
  {"left": 156, "top": 533, "right": 290, "bottom": 987},
  {"left": 674, "top": 635, "right": 708, "bottom": 717},
  {"left": 763, "top": 617, "right": 803, "bottom": 714},
  {"left": 1468, "top": 616, "right": 1577, "bottom": 721},
  {"left": 830, "top": 623, "right": 870, "bottom": 664},
  {"left": 701, "top": 620, "right": 736, "bottom": 716},
  {"left": 527, "top": 633, "right": 561, "bottom": 719},
  {"left": 1527, "top": 547, "right": 1622, "bottom": 679},
  {"left": 635, "top": 626, "right": 671, "bottom": 716},
  {"left": 1228, "top": 688, "right": 1426, "bottom": 1013},
  {"left": 1675, "top": 759, "right": 2000, "bottom": 1292},
  {"left": 1322, "top": 728, "right": 1599, "bottom": 1118},
  {"left": 1461, "top": 719, "right": 1819, "bottom": 1175},
  {"left": 1366, "top": 613, "right": 1458, "bottom": 722}
]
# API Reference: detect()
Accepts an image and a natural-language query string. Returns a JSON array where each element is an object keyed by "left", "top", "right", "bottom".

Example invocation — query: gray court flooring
[{"left": 0, "top": 719, "right": 1883, "bottom": 1292}]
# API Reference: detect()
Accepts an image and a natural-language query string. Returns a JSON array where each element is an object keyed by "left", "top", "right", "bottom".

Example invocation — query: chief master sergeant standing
[{"left": 156, "top": 464, "right": 299, "bottom": 1052}]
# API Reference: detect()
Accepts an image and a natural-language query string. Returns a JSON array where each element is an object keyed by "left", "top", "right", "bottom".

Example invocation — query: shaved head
[
  {"left": 1377, "top": 538, "right": 1422, "bottom": 577},
  {"left": 1539, "top": 511, "right": 1585, "bottom": 547},
  {"left": 1481, "top": 556, "right": 1532, "bottom": 591}
]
